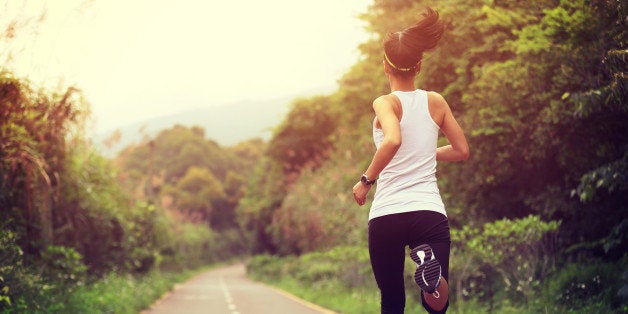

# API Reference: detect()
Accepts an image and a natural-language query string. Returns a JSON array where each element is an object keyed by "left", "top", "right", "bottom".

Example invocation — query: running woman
[{"left": 352, "top": 6, "right": 469, "bottom": 314}]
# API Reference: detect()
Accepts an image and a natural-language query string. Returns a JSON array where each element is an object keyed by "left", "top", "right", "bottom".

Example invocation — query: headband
[{"left": 384, "top": 51, "right": 418, "bottom": 72}]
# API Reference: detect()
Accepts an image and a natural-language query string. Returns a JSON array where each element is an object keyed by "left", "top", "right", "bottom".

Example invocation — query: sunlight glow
[{"left": 4, "top": 0, "right": 371, "bottom": 134}]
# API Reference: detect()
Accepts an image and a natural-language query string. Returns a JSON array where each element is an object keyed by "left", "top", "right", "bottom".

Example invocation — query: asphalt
[{"left": 141, "top": 263, "right": 337, "bottom": 314}]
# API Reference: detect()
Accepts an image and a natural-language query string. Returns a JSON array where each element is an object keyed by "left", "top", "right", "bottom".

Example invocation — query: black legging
[{"left": 368, "top": 210, "right": 451, "bottom": 314}]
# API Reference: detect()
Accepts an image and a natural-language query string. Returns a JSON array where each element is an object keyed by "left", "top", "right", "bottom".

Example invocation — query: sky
[{"left": 3, "top": 0, "right": 372, "bottom": 135}]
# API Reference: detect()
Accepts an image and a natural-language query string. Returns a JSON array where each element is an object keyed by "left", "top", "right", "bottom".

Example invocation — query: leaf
[{"left": 561, "top": 92, "right": 570, "bottom": 100}]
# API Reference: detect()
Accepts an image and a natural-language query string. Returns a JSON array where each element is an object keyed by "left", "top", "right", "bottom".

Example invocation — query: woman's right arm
[{"left": 429, "top": 92, "right": 469, "bottom": 162}]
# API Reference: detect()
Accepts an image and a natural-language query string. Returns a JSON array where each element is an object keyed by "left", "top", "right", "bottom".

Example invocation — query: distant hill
[{"left": 93, "top": 96, "right": 293, "bottom": 157}]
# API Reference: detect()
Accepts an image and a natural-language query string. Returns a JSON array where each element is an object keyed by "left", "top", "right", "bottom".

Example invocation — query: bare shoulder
[
  {"left": 373, "top": 94, "right": 398, "bottom": 109},
  {"left": 426, "top": 91, "right": 449, "bottom": 126},
  {"left": 426, "top": 91, "right": 448, "bottom": 108},
  {"left": 374, "top": 94, "right": 403, "bottom": 121}
]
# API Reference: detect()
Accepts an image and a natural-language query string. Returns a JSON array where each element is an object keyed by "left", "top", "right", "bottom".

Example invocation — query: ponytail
[{"left": 384, "top": 7, "right": 444, "bottom": 76}]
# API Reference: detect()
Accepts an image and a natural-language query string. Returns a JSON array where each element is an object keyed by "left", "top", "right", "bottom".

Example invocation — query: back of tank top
[{"left": 369, "top": 89, "right": 446, "bottom": 221}]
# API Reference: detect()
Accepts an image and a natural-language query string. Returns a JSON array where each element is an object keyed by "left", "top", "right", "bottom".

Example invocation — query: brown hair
[{"left": 383, "top": 7, "right": 444, "bottom": 76}]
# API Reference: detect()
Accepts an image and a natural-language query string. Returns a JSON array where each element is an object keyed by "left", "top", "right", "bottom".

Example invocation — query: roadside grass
[
  {"left": 61, "top": 265, "right": 216, "bottom": 314},
  {"left": 246, "top": 255, "right": 498, "bottom": 314},
  {"left": 64, "top": 270, "right": 192, "bottom": 313},
  {"left": 246, "top": 247, "right": 426, "bottom": 313},
  {"left": 246, "top": 247, "right": 626, "bottom": 314},
  {"left": 260, "top": 275, "right": 381, "bottom": 313}
]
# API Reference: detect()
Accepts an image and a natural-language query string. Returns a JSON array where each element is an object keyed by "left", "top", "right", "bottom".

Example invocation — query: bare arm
[
  {"left": 352, "top": 95, "right": 401, "bottom": 206},
  {"left": 429, "top": 92, "right": 469, "bottom": 162}
]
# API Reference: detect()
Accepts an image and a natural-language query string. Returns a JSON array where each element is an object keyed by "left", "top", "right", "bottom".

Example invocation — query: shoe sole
[
  {"left": 423, "top": 277, "right": 449, "bottom": 311},
  {"left": 410, "top": 244, "right": 442, "bottom": 294}
]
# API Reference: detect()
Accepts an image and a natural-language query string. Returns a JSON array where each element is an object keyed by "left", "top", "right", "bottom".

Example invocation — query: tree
[
  {"left": 267, "top": 96, "right": 337, "bottom": 176},
  {"left": 168, "top": 166, "right": 226, "bottom": 225},
  {"left": 0, "top": 71, "right": 85, "bottom": 254}
]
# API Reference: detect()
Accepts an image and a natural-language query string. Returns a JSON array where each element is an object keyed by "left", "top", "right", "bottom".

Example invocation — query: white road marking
[{"left": 220, "top": 276, "right": 239, "bottom": 314}]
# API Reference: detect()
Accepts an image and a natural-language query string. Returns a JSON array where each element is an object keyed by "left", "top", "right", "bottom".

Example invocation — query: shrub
[
  {"left": 0, "top": 228, "right": 22, "bottom": 309},
  {"left": 0, "top": 241, "right": 88, "bottom": 312},
  {"left": 466, "top": 215, "right": 560, "bottom": 303},
  {"left": 547, "top": 259, "right": 627, "bottom": 312}
]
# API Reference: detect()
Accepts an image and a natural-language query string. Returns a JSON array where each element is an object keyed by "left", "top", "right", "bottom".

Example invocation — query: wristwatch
[{"left": 361, "top": 174, "right": 376, "bottom": 186}]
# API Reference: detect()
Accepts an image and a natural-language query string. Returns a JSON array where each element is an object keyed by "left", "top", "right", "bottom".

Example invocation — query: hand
[{"left": 352, "top": 181, "right": 371, "bottom": 206}]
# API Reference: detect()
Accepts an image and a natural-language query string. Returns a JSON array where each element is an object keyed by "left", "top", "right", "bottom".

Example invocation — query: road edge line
[{"left": 264, "top": 284, "right": 338, "bottom": 314}]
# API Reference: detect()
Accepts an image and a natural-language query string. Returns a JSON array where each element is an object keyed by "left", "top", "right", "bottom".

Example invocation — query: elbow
[
  {"left": 380, "top": 137, "right": 401, "bottom": 155},
  {"left": 460, "top": 147, "right": 470, "bottom": 161},
  {"left": 391, "top": 137, "right": 402, "bottom": 149},
  {"left": 386, "top": 137, "right": 402, "bottom": 151}
]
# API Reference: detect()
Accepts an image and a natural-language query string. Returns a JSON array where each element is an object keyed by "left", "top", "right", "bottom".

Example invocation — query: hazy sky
[{"left": 4, "top": 0, "right": 372, "bottom": 134}]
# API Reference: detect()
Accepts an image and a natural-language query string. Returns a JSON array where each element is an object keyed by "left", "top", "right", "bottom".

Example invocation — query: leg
[
  {"left": 420, "top": 240, "right": 450, "bottom": 314},
  {"left": 407, "top": 211, "right": 451, "bottom": 313},
  {"left": 369, "top": 215, "right": 407, "bottom": 314},
  {"left": 407, "top": 211, "right": 451, "bottom": 281}
]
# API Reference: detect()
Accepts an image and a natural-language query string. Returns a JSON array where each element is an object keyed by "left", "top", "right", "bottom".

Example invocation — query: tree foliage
[
  {"left": 117, "top": 125, "right": 260, "bottom": 231},
  {"left": 236, "top": 0, "right": 627, "bottom": 310},
  {"left": 0, "top": 71, "right": 154, "bottom": 310}
]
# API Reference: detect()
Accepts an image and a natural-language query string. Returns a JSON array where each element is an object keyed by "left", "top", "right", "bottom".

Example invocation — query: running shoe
[{"left": 410, "top": 244, "right": 442, "bottom": 294}]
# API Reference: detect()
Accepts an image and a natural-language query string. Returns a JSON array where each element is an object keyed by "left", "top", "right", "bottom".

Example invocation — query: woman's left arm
[
  {"left": 352, "top": 95, "right": 401, "bottom": 206},
  {"left": 428, "top": 92, "right": 469, "bottom": 162}
]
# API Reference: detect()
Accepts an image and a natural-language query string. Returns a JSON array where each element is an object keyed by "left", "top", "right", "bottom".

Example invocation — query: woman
[{"left": 352, "top": 7, "right": 469, "bottom": 314}]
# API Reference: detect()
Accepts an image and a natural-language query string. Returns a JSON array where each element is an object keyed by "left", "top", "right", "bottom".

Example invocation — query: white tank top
[{"left": 369, "top": 89, "right": 446, "bottom": 221}]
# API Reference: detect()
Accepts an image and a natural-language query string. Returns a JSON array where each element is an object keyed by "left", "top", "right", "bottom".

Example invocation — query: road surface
[{"left": 142, "top": 263, "right": 336, "bottom": 314}]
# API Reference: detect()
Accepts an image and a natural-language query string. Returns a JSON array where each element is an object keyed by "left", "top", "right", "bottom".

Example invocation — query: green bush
[
  {"left": 286, "top": 246, "right": 372, "bottom": 288},
  {"left": 546, "top": 259, "right": 627, "bottom": 312},
  {"left": 37, "top": 245, "right": 88, "bottom": 310},
  {"left": 1, "top": 227, "right": 84, "bottom": 311},
  {"left": 0, "top": 241, "right": 89, "bottom": 312},
  {"left": 247, "top": 254, "right": 295, "bottom": 282},
  {"left": 159, "top": 221, "right": 212, "bottom": 270},
  {"left": 462, "top": 215, "right": 560, "bottom": 304},
  {"left": 41, "top": 245, "right": 87, "bottom": 288},
  {"left": 0, "top": 228, "right": 23, "bottom": 309},
  {"left": 246, "top": 246, "right": 382, "bottom": 313}
]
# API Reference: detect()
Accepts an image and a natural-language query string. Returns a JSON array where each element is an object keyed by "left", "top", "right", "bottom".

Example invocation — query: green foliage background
[
  {"left": 238, "top": 0, "right": 627, "bottom": 312},
  {"left": 1, "top": 0, "right": 627, "bottom": 312}
]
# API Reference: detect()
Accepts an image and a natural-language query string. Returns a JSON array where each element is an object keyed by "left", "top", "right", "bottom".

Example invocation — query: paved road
[{"left": 142, "top": 263, "right": 336, "bottom": 314}]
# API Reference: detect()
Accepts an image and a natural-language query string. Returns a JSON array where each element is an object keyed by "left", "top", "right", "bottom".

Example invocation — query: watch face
[{"left": 361, "top": 175, "right": 373, "bottom": 185}]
